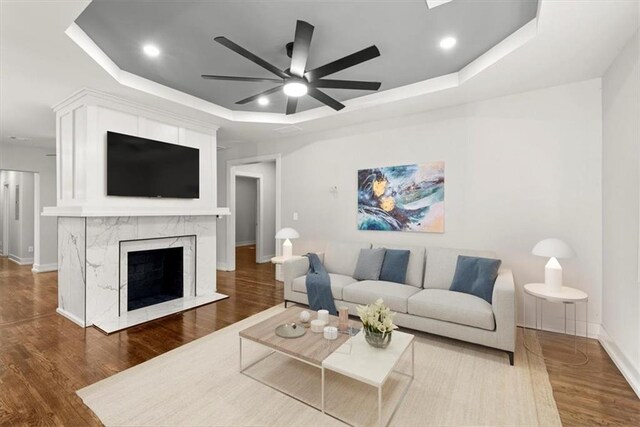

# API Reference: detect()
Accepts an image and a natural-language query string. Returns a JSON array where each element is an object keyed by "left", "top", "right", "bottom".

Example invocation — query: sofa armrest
[
  {"left": 492, "top": 268, "right": 516, "bottom": 352},
  {"left": 283, "top": 253, "right": 325, "bottom": 299},
  {"left": 284, "top": 257, "right": 310, "bottom": 288}
]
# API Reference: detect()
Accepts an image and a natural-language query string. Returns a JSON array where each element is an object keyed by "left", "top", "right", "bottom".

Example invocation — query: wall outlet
[
  {"left": 28, "top": 246, "right": 33, "bottom": 253},
  {"left": 293, "top": 212, "right": 298, "bottom": 221}
]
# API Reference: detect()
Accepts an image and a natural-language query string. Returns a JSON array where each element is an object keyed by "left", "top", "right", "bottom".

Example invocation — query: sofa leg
[
  {"left": 507, "top": 351, "right": 514, "bottom": 366},
  {"left": 284, "top": 300, "right": 289, "bottom": 308}
]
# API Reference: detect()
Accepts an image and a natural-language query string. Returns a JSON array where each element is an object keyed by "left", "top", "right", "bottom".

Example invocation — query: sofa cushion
[
  {"left": 353, "top": 248, "right": 386, "bottom": 280},
  {"left": 408, "top": 289, "right": 496, "bottom": 330},
  {"left": 292, "top": 273, "right": 357, "bottom": 300},
  {"left": 379, "top": 249, "right": 410, "bottom": 284},
  {"left": 424, "top": 247, "right": 496, "bottom": 289},
  {"left": 342, "top": 280, "right": 422, "bottom": 313},
  {"left": 450, "top": 256, "right": 502, "bottom": 303},
  {"left": 324, "top": 241, "right": 372, "bottom": 276},
  {"left": 373, "top": 243, "right": 425, "bottom": 288}
]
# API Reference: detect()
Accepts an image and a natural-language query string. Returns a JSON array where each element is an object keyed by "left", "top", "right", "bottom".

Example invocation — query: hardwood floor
[
  {"left": 1, "top": 247, "right": 639, "bottom": 426},
  {"left": 0, "top": 247, "right": 281, "bottom": 426}
]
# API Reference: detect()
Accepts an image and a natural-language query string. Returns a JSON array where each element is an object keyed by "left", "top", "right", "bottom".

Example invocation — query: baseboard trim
[
  {"left": 236, "top": 241, "right": 256, "bottom": 247},
  {"left": 8, "top": 254, "right": 34, "bottom": 265},
  {"left": 257, "top": 254, "right": 275, "bottom": 264},
  {"left": 56, "top": 308, "right": 86, "bottom": 327},
  {"left": 517, "top": 320, "right": 600, "bottom": 339},
  {"left": 599, "top": 326, "right": 640, "bottom": 399},
  {"left": 32, "top": 262, "right": 58, "bottom": 273},
  {"left": 216, "top": 262, "right": 230, "bottom": 271}
]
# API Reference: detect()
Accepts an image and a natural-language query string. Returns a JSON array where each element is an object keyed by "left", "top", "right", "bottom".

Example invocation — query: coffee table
[{"left": 239, "top": 306, "right": 414, "bottom": 426}]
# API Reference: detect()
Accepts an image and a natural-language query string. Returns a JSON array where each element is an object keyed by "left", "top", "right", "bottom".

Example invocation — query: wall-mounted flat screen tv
[{"left": 107, "top": 131, "right": 200, "bottom": 199}]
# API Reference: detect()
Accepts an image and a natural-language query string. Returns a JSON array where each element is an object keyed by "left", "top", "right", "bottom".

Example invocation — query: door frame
[
  {"left": 225, "top": 154, "right": 281, "bottom": 271},
  {"left": 1, "top": 180, "right": 9, "bottom": 256}
]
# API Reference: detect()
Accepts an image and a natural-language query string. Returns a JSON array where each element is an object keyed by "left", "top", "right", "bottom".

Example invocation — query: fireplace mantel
[{"left": 43, "top": 206, "right": 230, "bottom": 217}]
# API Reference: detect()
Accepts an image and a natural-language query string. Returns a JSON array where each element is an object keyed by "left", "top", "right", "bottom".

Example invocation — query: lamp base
[
  {"left": 282, "top": 239, "right": 293, "bottom": 259},
  {"left": 545, "top": 257, "right": 563, "bottom": 292}
]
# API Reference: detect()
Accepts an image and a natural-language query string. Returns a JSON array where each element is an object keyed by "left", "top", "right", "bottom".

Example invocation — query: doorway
[
  {"left": 235, "top": 174, "right": 261, "bottom": 263},
  {"left": 225, "top": 155, "right": 281, "bottom": 271},
  {"left": 0, "top": 170, "right": 36, "bottom": 265}
]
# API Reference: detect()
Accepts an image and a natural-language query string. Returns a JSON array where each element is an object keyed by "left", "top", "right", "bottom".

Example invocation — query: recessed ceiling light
[
  {"left": 283, "top": 82, "right": 308, "bottom": 97},
  {"left": 257, "top": 96, "right": 269, "bottom": 106},
  {"left": 439, "top": 36, "right": 457, "bottom": 50},
  {"left": 143, "top": 44, "right": 160, "bottom": 57}
]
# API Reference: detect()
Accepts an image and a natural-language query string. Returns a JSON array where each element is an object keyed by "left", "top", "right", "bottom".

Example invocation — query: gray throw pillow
[
  {"left": 353, "top": 248, "right": 386, "bottom": 281},
  {"left": 379, "top": 249, "right": 411, "bottom": 284},
  {"left": 449, "top": 255, "right": 502, "bottom": 303}
]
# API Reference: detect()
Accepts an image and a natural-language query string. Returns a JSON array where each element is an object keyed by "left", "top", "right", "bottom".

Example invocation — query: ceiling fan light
[{"left": 283, "top": 82, "right": 308, "bottom": 97}]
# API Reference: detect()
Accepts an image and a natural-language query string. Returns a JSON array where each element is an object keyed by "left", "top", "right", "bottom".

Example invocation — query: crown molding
[{"left": 65, "top": 3, "right": 541, "bottom": 126}]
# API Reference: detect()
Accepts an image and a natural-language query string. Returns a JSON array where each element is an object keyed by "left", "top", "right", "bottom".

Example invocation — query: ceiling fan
[{"left": 202, "top": 20, "right": 381, "bottom": 115}]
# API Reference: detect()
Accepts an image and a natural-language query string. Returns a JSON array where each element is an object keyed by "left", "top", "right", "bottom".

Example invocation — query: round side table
[
  {"left": 270, "top": 255, "right": 304, "bottom": 265},
  {"left": 271, "top": 255, "right": 304, "bottom": 282},
  {"left": 523, "top": 283, "right": 589, "bottom": 365}
]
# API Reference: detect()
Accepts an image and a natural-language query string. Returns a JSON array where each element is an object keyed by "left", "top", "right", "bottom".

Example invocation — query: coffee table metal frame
[
  {"left": 239, "top": 331, "right": 415, "bottom": 426},
  {"left": 321, "top": 335, "right": 415, "bottom": 427}
]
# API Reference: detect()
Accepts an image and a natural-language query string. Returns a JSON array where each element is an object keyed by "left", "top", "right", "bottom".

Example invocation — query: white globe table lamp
[
  {"left": 275, "top": 228, "right": 300, "bottom": 259},
  {"left": 532, "top": 238, "right": 575, "bottom": 292}
]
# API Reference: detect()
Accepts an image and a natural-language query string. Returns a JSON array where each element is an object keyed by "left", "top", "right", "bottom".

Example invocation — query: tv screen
[{"left": 107, "top": 131, "right": 200, "bottom": 199}]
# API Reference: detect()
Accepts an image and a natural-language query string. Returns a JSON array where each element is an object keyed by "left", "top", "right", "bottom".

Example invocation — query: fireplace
[
  {"left": 119, "top": 235, "right": 197, "bottom": 315},
  {"left": 127, "top": 247, "right": 184, "bottom": 311}
]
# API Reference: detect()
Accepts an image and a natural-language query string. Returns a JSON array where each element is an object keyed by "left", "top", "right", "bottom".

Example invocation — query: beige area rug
[{"left": 78, "top": 305, "right": 561, "bottom": 426}]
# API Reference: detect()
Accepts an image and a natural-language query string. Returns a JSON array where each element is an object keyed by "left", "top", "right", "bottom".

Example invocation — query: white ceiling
[{"left": 0, "top": 1, "right": 638, "bottom": 151}]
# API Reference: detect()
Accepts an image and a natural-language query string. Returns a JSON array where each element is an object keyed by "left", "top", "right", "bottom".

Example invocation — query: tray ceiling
[{"left": 74, "top": 0, "right": 538, "bottom": 115}]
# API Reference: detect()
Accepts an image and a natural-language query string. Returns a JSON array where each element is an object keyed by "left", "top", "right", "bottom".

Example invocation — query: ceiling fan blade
[
  {"left": 201, "top": 75, "right": 283, "bottom": 83},
  {"left": 289, "top": 20, "right": 314, "bottom": 78},
  {"left": 305, "top": 45, "right": 380, "bottom": 82},
  {"left": 285, "top": 97, "right": 298, "bottom": 115},
  {"left": 312, "top": 79, "right": 381, "bottom": 91},
  {"left": 235, "top": 85, "right": 283, "bottom": 105},
  {"left": 214, "top": 36, "right": 288, "bottom": 79},
  {"left": 307, "top": 87, "right": 345, "bottom": 111}
]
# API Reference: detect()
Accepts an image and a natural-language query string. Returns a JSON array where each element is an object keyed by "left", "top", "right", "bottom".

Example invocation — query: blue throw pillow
[
  {"left": 379, "top": 249, "right": 411, "bottom": 284},
  {"left": 449, "top": 256, "right": 502, "bottom": 303}
]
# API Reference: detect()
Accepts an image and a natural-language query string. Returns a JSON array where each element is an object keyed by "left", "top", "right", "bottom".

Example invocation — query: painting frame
[{"left": 357, "top": 162, "right": 445, "bottom": 233}]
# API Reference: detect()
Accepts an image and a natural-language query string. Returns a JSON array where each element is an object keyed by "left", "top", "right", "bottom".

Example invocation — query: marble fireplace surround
[
  {"left": 119, "top": 235, "right": 196, "bottom": 315},
  {"left": 57, "top": 215, "right": 228, "bottom": 333}
]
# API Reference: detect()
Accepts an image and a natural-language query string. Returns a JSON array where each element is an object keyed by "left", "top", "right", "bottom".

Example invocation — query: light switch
[{"left": 293, "top": 212, "right": 299, "bottom": 221}]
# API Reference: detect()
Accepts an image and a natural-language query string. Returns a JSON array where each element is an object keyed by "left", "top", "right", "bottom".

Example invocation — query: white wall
[
  {"left": 19, "top": 172, "right": 35, "bottom": 261},
  {"left": 601, "top": 29, "right": 640, "bottom": 397},
  {"left": 0, "top": 143, "right": 57, "bottom": 269},
  {"left": 235, "top": 176, "right": 257, "bottom": 246},
  {"left": 218, "top": 79, "right": 603, "bottom": 335}
]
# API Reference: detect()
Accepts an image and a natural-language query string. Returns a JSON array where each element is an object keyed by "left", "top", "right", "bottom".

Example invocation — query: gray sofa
[{"left": 283, "top": 241, "right": 516, "bottom": 365}]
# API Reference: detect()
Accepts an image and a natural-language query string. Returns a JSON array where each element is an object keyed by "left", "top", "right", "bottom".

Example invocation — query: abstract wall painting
[{"left": 357, "top": 162, "right": 444, "bottom": 233}]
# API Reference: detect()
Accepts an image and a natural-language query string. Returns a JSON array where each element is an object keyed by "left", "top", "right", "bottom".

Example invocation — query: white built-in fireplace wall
[{"left": 58, "top": 216, "right": 216, "bottom": 327}]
